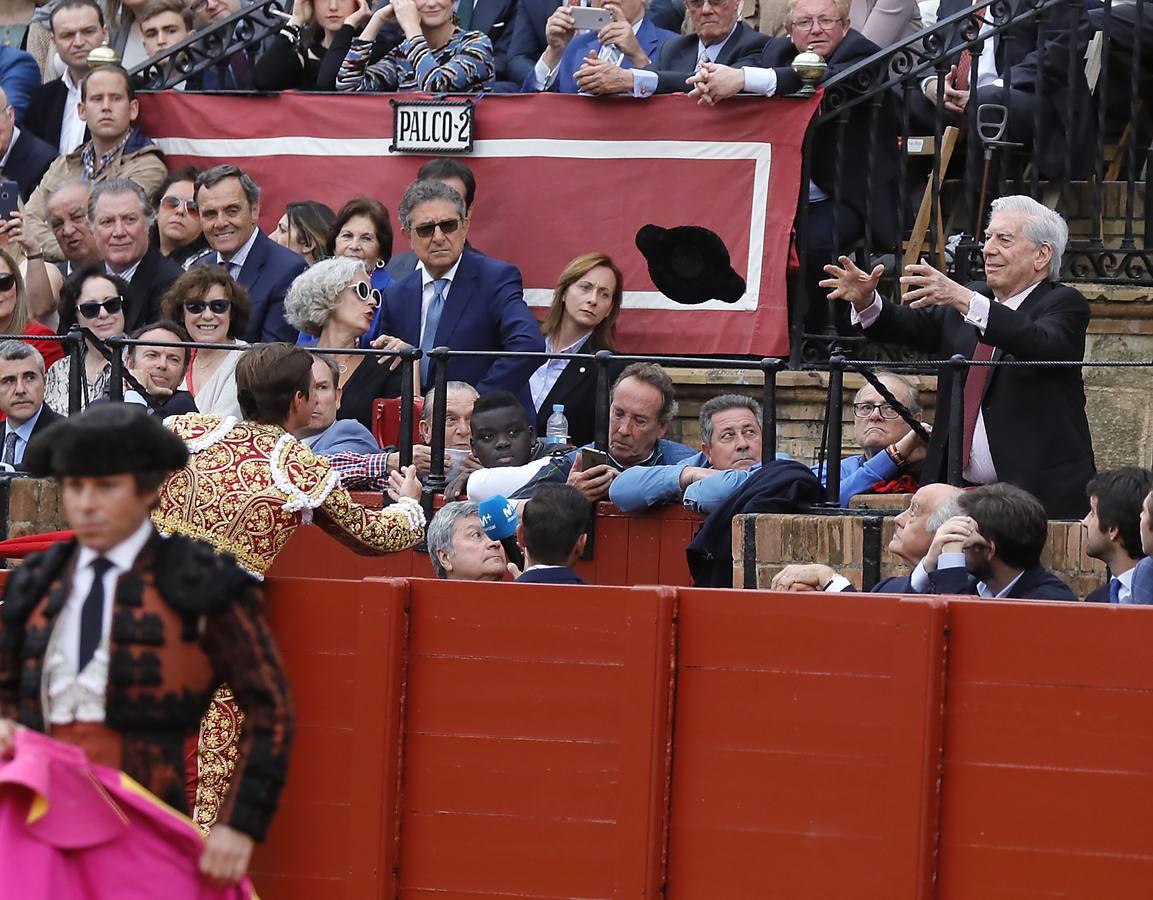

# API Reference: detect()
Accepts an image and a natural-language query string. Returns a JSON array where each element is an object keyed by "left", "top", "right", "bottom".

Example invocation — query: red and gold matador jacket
[{"left": 152, "top": 414, "right": 424, "bottom": 577}]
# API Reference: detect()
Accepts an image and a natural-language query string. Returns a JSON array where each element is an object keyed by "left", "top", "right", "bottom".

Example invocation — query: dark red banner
[{"left": 137, "top": 92, "right": 819, "bottom": 356}]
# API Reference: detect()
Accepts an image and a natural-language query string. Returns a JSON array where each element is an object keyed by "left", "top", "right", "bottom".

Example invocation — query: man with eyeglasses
[
  {"left": 90, "top": 178, "right": 183, "bottom": 333},
  {"left": 192, "top": 164, "right": 306, "bottom": 343},
  {"left": 687, "top": 0, "right": 901, "bottom": 338},
  {"left": 580, "top": 0, "right": 767, "bottom": 96},
  {"left": 372, "top": 179, "right": 542, "bottom": 407}
]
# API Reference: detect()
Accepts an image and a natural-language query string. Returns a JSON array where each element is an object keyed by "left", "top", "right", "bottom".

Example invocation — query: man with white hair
[
  {"left": 426, "top": 501, "right": 508, "bottom": 581},
  {"left": 822, "top": 194, "right": 1095, "bottom": 519}
]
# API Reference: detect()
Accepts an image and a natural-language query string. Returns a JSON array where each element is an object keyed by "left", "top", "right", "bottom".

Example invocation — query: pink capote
[{"left": 0, "top": 729, "right": 256, "bottom": 899}]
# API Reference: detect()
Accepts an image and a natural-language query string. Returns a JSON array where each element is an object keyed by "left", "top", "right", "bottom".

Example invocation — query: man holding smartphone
[{"left": 521, "top": 0, "right": 677, "bottom": 93}]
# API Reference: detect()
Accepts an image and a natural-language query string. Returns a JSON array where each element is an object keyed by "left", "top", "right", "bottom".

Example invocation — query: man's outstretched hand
[{"left": 819, "top": 255, "right": 883, "bottom": 309}]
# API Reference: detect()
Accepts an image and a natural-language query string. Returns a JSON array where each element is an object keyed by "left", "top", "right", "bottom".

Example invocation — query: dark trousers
[{"left": 800, "top": 198, "right": 865, "bottom": 336}]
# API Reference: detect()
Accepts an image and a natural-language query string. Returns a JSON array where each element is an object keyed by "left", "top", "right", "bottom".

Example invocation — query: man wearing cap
[{"left": 0, "top": 403, "right": 294, "bottom": 888}]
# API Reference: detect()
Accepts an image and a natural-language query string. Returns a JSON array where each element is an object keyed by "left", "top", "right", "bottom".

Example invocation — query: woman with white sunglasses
[{"left": 284, "top": 256, "right": 406, "bottom": 430}]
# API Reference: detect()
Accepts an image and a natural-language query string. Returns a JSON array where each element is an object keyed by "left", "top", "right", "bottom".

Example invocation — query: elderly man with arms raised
[{"left": 823, "top": 195, "right": 1095, "bottom": 519}]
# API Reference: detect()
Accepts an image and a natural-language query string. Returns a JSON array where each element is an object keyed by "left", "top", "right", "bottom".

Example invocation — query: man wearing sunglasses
[
  {"left": 192, "top": 164, "right": 306, "bottom": 344},
  {"left": 90, "top": 178, "right": 183, "bottom": 333},
  {"left": 373, "top": 179, "right": 542, "bottom": 410}
]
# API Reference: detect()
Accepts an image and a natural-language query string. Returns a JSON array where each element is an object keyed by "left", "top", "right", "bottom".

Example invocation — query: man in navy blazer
[
  {"left": 521, "top": 0, "right": 677, "bottom": 93},
  {"left": 921, "top": 483, "right": 1076, "bottom": 602},
  {"left": 581, "top": 0, "right": 767, "bottom": 96},
  {"left": 0, "top": 342, "right": 62, "bottom": 471},
  {"left": 0, "top": 89, "right": 56, "bottom": 201},
  {"left": 514, "top": 483, "right": 589, "bottom": 585},
  {"left": 372, "top": 180, "right": 543, "bottom": 405},
  {"left": 193, "top": 164, "right": 306, "bottom": 344}
]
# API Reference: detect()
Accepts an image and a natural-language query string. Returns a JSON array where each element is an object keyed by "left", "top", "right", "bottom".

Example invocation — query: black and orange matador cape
[
  {"left": 152, "top": 413, "right": 425, "bottom": 830},
  {"left": 0, "top": 531, "right": 294, "bottom": 842}
]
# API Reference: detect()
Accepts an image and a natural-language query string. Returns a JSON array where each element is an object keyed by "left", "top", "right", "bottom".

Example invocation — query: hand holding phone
[{"left": 570, "top": 5, "right": 611, "bottom": 30}]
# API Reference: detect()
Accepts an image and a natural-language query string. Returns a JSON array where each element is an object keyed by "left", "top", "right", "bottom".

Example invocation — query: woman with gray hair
[{"left": 284, "top": 255, "right": 403, "bottom": 429}]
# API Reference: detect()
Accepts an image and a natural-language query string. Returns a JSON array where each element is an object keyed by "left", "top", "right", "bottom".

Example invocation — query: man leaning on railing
[{"left": 821, "top": 193, "right": 1095, "bottom": 519}]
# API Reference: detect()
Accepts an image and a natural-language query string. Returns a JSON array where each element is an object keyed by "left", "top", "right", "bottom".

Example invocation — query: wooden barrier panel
[
  {"left": 395, "top": 578, "right": 676, "bottom": 898},
  {"left": 666, "top": 589, "right": 947, "bottom": 900},
  {"left": 250, "top": 577, "right": 409, "bottom": 900},
  {"left": 937, "top": 599, "right": 1153, "bottom": 899}
]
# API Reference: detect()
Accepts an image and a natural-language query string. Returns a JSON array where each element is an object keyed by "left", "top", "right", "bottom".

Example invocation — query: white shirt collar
[
  {"left": 62, "top": 69, "right": 81, "bottom": 94},
  {"left": 545, "top": 331, "right": 592, "bottom": 355},
  {"left": 0, "top": 125, "right": 19, "bottom": 171},
  {"left": 698, "top": 21, "right": 740, "bottom": 62},
  {"left": 997, "top": 280, "right": 1042, "bottom": 310},
  {"left": 220, "top": 226, "right": 261, "bottom": 267},
  {"left": 75, "top": 518, "right": 154, "bottom": 574},
  {"left": 977, "top": 569, "right": 1026, "bottom": 599},
  {"left": 418, "top": 256, "right": 463, "bottom": 290}
]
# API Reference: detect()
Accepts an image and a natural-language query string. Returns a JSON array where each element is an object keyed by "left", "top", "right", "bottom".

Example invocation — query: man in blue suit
[
  {"left": 193, "top": 164, "right": 306, "bottom": 344},
  {"left": 372, "top": 180, "right": 543, "bottom": 406},
  {"left": 514, "top": 483, "right": 589, "bottom": 585},
  {"left": 521, "top": 0, "right": 677, "bottom": 93},
  {"left": 578, "top": 0, "right": 767, "bottom": 96}
]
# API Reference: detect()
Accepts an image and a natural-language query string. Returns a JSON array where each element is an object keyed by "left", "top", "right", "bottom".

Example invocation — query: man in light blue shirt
[
  {"left": 0, "top": 341, "right": 60, "bottom": 471},
  {"left": 610, "top": 393, "right": 777, "bottom": 511}
]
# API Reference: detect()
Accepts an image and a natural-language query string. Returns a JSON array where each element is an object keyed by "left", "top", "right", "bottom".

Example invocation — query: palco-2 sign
[{"left": 390, "top": 99, "right": 475, "bottom": 154}]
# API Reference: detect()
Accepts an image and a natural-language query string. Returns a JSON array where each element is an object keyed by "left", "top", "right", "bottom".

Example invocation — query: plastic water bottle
[{"left": 545, "top": 404, "right": 569, "bottom": 447}]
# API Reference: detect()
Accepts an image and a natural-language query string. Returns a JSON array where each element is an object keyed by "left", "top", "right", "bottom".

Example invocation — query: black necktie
[{"left": 78, "top": 557, "right": 114, "bottom": 672}]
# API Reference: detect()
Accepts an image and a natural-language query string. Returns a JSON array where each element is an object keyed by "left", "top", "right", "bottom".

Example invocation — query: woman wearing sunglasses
[
  {"left": 43, "top": 266, "right": 129, "bottom": 415},
  {"left": 0, "top": 248, "right": 66, "bottom": 369},
  {"left": 284, "top": 256, "right": 405, "bottom": 431},
  {"left": 160, "top": 267, "right": 250, "bottom": 420},
  {"left": 152, "top": 167, "right": 209, "bottom": 267}
]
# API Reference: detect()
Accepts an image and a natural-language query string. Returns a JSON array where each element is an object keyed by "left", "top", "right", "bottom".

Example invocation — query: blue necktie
[
  {"left": 420, "top": 278, "right": 448, "bottom": 385},
  {"left": 1109, "top": 577, "right": 1122, "bottom": 604}
]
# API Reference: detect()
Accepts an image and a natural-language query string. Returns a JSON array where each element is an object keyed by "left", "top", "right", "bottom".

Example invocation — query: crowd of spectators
[{"left": 0, "top": 0, "right": 1138, "bottom": 608}]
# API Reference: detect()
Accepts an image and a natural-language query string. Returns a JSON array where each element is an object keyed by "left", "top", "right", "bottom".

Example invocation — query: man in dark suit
[
  {"left": 0, "top": 89, "right": 56, "bottom": 201},
  {"left": 467, "top": 0, "right": 519, "bottom": 88},
  {"left": 771, "top": 482, "right": 964, "bottom": 593},
  {"left": 921, "top": 483, "right": 1076, "bottom": 600},
  {"left": 916, "top": 0, "right": 1096, "bottom": 183},
  {"left": 90, "top": 178, "right": 183, "bottom": 333},
  {"left": 514, "top": 483, "right": 589, "bottom": 585},
  {"left": 0, "top": 342, "right": 62, "bottom": 468},
  {"left": 193, "top": 164, "right": 306, "bottom": 343},
  {"left": 688, "top": 0, "right": 900, "bottom": 334},
  {"left": 521, "top": 0, "right": 677, "bottom": 92},
  {"left": 1082, "top": 468, "right": 1153, "bottom": 604},
  {"left": 372, "top": 179, "right": 543, "bottom": 405},
  {"left": 581, "top": 0, "right": 767, "bottom": 96},
  {"left": 823, "top": 194, "right": 1095, "bottom": 519},
  {"left": 23, "top": 0, "right": 106, "bottom": 155},
  {"left": 505, "top": 0, "right": 560, "bottom": 87}
]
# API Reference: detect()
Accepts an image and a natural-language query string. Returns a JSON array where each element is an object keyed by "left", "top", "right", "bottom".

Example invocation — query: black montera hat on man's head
[
  {"left": 24, "top": 404, "right": 189, "bottom": 478},
  {"left": 635, "top": 224, "right": 746, "bottom": 305}
]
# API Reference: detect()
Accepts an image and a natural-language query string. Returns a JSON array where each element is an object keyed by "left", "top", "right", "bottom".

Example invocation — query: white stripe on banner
[{"left": 156, "top": 136, "right": 772, "bottom": 313}]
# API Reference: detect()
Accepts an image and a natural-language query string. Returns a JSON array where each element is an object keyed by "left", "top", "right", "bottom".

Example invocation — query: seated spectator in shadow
[
  {"left": 272, "top": 200, "right": 336, "bottom": 267},
  {"left": 0, "top": 85, "right": 56, "bottom": 203},
  {"left": 255, "top": 0, "right": 360, "bottom": 90},
  {"left": 922, "top": 483, "right": 1076, "bottom": 601},
  {"left": 511, "top": 362, "right": 697, "bottom": 504},
  {"left": 523, "top": 0, "right": 676, "bottom": 93},
  {"left": 610, "top": 393, "right": 768, "bottom": 512},
  {"left": 334, "top": 0, "right": 495, "bottom": 93},
  {"left": 192, "top": 0, "right": 261, "bottom": 90},
  {"left": 44, "top": 265, "right": 128, "bottom": 415},
  {"left": 160, "top": 266, "right": 248, "bottom": 420},
  {"left": 515, "top": 483, "right": 590, "bottom": 585},
  {"left": 323, "top": 380, "right": 475, "bottom": 490},
  {"left": 530, "top": 252, "right": 623, "bottom": 448},
  {"left": 586, "top": 0, "right": 767, "bottom": 97},
  {"left": 772, "top": 481, "right": 963, "bottom": 593},
  {"left": 121, "top": 320, "right": 199, "bottom": 416},
  {"left": 1082, "top": 468, "right": 1153, "bottom": 604},
  {"left": 297, "top": 352, "right": 381, "bottom": 456},
  {"left": 427, "top": 500, "right": 508, "bottom": 581},
  {"left": 0, "top": 341, "right": 62, "bottom": 470},
  {"left": 284, "top": 255, "right": 402, "bottom": 430},
  {"left": 829, "top": 372, "right": 929, "bottom": 498},
  {"left": 152, "top": 166, "right": 209, "bottom": 268},
  {"left": 462, "top": 389, "right": 551, "bottom": 502}
]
